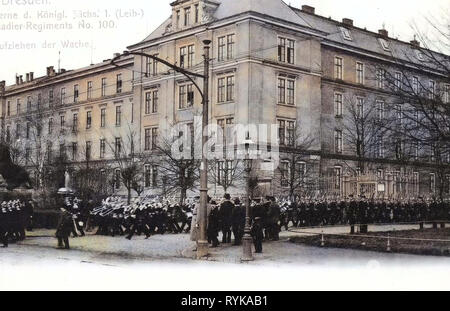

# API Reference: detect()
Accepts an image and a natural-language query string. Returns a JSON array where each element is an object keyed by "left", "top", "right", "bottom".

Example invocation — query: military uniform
[
  {"left": 251, "top": 217, "right": 264, "bottom": 253},
  {"left": 0, "top": 207, "right": 8, "bottom": 247},
  {"left": 231, "top": 199, "right": 245, "bottom": 246},
  {"left": 56, "top": 208, "right": 73, "bottom": 249},
  {"left": 207, "top": 203, "right": 220, "bottom": 247},
  {"left": 219, "top": 197, "right": 234, "bottom": 244}
]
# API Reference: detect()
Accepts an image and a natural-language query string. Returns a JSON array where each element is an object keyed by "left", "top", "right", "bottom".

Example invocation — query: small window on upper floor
[
  {"left": 278, "top": 37, "right": 295, "bottom": 64},
  {"left": 379, "top": 38, "right": 390, "bottom": 51},
  {"left": 339, "top": 27, "right": 352, "bottom": 41}
]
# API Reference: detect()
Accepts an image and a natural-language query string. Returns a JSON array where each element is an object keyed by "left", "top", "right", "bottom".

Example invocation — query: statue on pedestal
[{"left": 0, "top": 144, "right": 32, "bottom": 190}]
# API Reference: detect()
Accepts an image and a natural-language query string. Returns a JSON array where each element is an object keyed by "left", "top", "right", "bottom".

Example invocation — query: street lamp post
[
  {"left": 197, "top": 40, "right": 211, "bottom": 259},
  {"left": 242, "top": 137, "right": 255, "bottom": 262}
]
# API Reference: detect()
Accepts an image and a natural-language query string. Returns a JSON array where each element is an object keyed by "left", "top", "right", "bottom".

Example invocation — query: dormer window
[
  {"left": 340, "top": 27, "right": 352, "bottom": 41},
  {"left": 184, "top": 7, "right": 191, "bottom": 26},
  {"left": 379, "top": 38, "right": 390, "bottom": 51},
  {"left": 176, "top": 10, "right": 180, "bottom": 28},
  {"left": 195, "top": 4, "right": 199, "bottom": 23}
]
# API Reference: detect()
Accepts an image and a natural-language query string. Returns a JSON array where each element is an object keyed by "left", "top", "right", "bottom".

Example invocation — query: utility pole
[{"left": 197, "top": 40, "right": 211, "bottom": 259}]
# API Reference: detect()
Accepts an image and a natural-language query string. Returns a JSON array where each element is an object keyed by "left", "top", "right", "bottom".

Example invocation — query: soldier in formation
[
  {"left": 89, "top": 196, "right": 197, "bottom": 240},
  {"left": 275, "top": 196, "right": 450, "bottom": 231},
  {"left": 0, "top": 200, "right": 30, "bottom": 248},
  {"left": 29, "top": 192, "right": 448, "bottom": 252}
]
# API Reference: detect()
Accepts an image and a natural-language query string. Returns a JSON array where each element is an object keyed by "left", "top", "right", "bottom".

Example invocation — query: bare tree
[
  {"left": 341, "top": 94, "right": 392, "bottom": 173},
  {"left": 106, "top": 124, "right": 143, "bottom": 204},
  {"left": 72, "top": 145, "right": 110, "bottom": 204},
  {"left": 15, "top": 90, "right": 68, "bottom": 189},
  {"left": 377, "top": 14, "right": 450, "bottom": 198},
  {"left": 208, "top": 159, "right": 244, "bottom": 194},
  {"left": 275, "top": 122, "right": 316, "bottom": 200},
  {"left": 151, "top": 125, "right": 201, "bottom": 204}
]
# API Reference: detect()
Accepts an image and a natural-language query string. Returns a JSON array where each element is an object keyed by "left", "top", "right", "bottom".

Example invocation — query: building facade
[{"left": 1, "top": 0, "right": 449, "bottom": 199}]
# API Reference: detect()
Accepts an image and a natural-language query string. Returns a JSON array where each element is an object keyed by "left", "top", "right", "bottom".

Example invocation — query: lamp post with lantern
[{"left": 241, "top": 137, "right": 255, "bottom": 262}]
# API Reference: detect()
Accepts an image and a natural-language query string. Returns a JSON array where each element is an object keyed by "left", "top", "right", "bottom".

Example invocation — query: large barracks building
[{"left": 1, "top": 0, "right": 449, "bottom": 199}]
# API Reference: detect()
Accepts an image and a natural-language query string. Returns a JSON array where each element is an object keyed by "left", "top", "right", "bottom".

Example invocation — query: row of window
[
  {"left": 67, "top": 106, "right": 122, "bottom": 132},
  {"left": 333, "top": 166, "right": 438, "bottom": 195},
  {"left": 279, "top": 161, "right": 307, "bottom": 187},
  {"left": 144, "top": 34, "right": 235, "bottom": 78},
  {"left": 144, "top": 75, "right": 235, "bottom": 113},
  {"left": 333, "top": 93, "right": 443, "bottom": 127},
  {"left": 5, "top": 75, "right": 124, "bottom": 117},
  {"left": 334, "top": 56, "right": 450, "bottom": 101},
  {"left": 23, "top": 137, "right": 119, "bottom": 164},
  {"left": 333, "top": 129, "right": 450, "bottom": 163},
  {"left": 5, "top": 106, "right": 122, "bottom": 141},
  {"left": 334, "top": 57, "right": 365, "bottom": 84}
]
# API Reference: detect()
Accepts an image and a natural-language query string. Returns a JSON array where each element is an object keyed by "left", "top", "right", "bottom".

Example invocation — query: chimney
[
  {"left": 342, "top": 18, "right": 353, "bottom": 27},
  {"left": 301, "top": 5, "right": 315, "bottom": 14},
  {"left": 46, "top": 66, "right": 56, "bottom": 77},
  {"left": 410, "top": 39, "right": 420, "bottom": 47},
  {"left": 0, "top": 81, "right": 5, "bottom": 93},
  {"left": 60, "top": 68, "right": 66, "bottom": 73},
  {"left": 26, "top": 73, "right": 30, "bottom": 83},
  {"left": 30, "top": 72, "right": 34, "bottom": 81},
  {"left": 378, "top": 29, "right": 389, "bottom": 38},
  {"left": 19, "top": 75, "right": 23, "bottom": 84},
  {"left": 16, "top": 75, "right": 20, "bottom": 85}
]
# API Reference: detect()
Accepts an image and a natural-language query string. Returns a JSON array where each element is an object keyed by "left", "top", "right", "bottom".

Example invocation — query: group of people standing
[
  {"left": 203, "top": 194, "right": 246, "bottom": 248},
  {"left": 194, "top": 195, "right": 450, "bottom": 254},
  {"left": 193, "top": 195, "right": 281, "bottom": 254},
  {"left": 0, "top": 200, "right": 33, "bottom": 248}
]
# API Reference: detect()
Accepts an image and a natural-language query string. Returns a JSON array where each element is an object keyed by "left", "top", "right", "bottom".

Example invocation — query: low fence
[{"left": 288, "top": 221, "right": 450, "bottom": 256}]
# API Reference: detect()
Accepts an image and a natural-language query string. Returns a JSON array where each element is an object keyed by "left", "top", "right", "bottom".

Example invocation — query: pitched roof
[
  {"left": 136, "top": 0, "right": 315, "bottom": 46},
  {"left": 213, "top": 0, "right": 312, "bottom": 28},
  {"left": 141, "top": 17, "right": 172, "bottom": 44},
  {"left": 292, "top": 7, "right": 448, "bottom": 73}
]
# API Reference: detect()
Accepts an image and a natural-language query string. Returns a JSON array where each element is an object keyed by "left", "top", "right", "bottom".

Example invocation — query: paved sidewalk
[{"left": 23, "top": 229, "right": 192, "bottom": 262}]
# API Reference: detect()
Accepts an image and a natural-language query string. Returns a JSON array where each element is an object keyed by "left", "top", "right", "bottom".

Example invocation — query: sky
[{"left": 0, "top": 0, "right": 448, "bottom": 85}]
